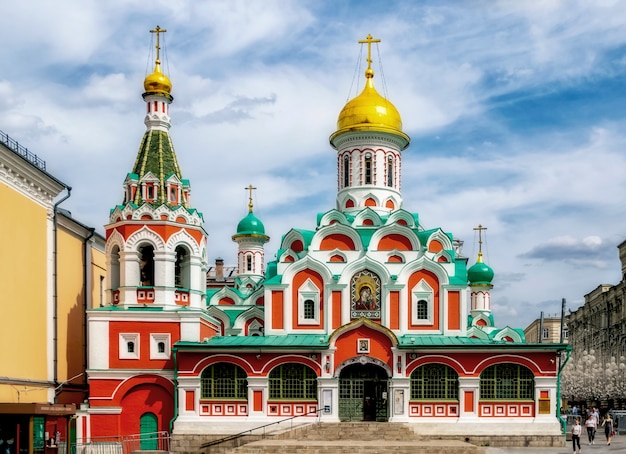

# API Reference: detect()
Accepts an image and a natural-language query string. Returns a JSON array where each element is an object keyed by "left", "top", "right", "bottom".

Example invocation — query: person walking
[
  {"left": 585, "top": 414, "right": 597, "bottom": 445},
  {"left": 601, "top": 413, "right": 614, "bottom": 446},
  {"left": 572, "top": 417, "right": 582, "bottom": 454}
]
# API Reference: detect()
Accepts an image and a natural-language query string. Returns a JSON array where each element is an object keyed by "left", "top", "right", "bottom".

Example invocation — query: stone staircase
[{"left": 218, "top": 422, "right": 484, "bottom": 454}]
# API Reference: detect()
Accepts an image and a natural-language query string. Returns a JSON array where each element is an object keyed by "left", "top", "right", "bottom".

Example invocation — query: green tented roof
[{"left": 132, "top": 129, "right": 183, "bottom": 206}]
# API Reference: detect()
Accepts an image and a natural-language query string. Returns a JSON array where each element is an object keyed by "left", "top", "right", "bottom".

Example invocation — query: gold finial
[
  {"left": 150, "top": 25, "right": 167, "bottom": 66},
  {"left": 473, "top": 224, "right": 487, "bottom": 261},
  {"left": 246, "top": 184, "right": 257, "bottom": 213},
  {"left": 358, "top": 34, "right": 381, "bottom": 78}
]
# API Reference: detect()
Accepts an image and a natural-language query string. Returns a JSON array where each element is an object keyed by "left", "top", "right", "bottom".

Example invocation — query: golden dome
[
  {"left": 333, "top": 68, "right": 405, "bottom": 138},
  {"left": 143, "top": 61, "right": 172, "bottom": 96}
]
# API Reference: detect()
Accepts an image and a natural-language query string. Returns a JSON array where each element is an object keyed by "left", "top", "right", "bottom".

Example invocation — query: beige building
[
  {"left": 568, "top": 242, "right": 626, "bottom": 362},
  {"left": 0, "top": 130, "right": 105, "bottom": 451},
  {"left": 524, "top": 314, "right": 568, "bottom": 344}
]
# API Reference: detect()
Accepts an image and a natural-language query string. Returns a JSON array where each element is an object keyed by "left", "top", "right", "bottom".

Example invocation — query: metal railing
[
  {"left": 63, "top": 431, "right": 170, "bottom": 454},
  {"left": 200, "top": 408, "right": 323, "bottom": 451},
  {"left": 0, "top": 129, "right": 46, "bottom": 170}
]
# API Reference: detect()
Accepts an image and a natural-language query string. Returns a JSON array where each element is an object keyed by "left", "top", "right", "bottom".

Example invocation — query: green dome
[
  {"left": 468, "top": 255, "right": 494, "bottom": 285},
  {"left": 235, "top": 212, "right": 266, "bottom": 236}
]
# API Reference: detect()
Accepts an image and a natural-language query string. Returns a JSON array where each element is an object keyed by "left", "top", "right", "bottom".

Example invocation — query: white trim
[
  {"left": 150, "top": 333, "right": 171, "bottom": 359},
  {"left": 411, "top": 279, "right": 434, "bottom": 325},
  {"left": 298, "top": 279, "right": 320, "bottom": 325},
  {"left": 119, "top": 333, "right": 140, "bottom": 359}
]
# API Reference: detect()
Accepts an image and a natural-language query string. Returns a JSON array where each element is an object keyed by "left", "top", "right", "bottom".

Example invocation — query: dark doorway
[{"left": 339, "top": 363, "right": 388, "bottom": 421}]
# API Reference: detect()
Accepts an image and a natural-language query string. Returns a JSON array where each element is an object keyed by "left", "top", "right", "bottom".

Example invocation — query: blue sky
[{"left": 2, "top": 0, "right": 626, "bottom": 330}]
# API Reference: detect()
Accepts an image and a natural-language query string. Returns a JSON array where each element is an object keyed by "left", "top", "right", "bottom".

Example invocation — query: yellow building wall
[
  {"left": 0, "top": 182, "right": 51, "bottom": 403},
  {"left": 55, "top": 223, "right": 106, "bottom": 405}
]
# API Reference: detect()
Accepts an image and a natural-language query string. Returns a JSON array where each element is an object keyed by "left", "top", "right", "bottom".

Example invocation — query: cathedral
[{"left": 78, "top": 29, "right": 567, "bottom": 443}]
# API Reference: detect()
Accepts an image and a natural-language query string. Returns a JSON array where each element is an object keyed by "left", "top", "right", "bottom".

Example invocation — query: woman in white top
[
  {"left": 584, "top": 414, "right": 596, "bottom": 445},
  {"left": 572, "top": 417, "right": 582, "bottom": 454}
]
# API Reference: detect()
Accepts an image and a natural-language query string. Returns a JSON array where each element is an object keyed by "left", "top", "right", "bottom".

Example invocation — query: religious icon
[
  {"left": 354, "top": 285, "right": 374, "bottom": 311},
  {"left": 358, "top": 338, "right": 370, "bottom": 354},
  {"left": 351, "top": 271, "right": 381, "bottom": 320}
]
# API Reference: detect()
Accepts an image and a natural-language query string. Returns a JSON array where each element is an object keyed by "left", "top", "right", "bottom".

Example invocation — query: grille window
[
  {"left": 269, "top": 364, "right": 317, "bottom": 400},
  {"left": 480, "top": 364, "right": 534, "bottom": 400},
  {"left": 410, "top": 364, "right": 459, "bottom": 400},
  {"left": 416, "top": 299, "right": 428, "bottom": 320},
  {"left": 201, "top": 363, "right": 248, "bottom": 400}
]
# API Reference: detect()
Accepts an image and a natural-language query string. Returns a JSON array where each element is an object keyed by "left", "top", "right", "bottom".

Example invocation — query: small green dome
[
  {"left": 235, "top": 212, "right": 266, "bottom": 236},
  {"left": 468, "top": 254, "right": 494, "bottom": 285}
]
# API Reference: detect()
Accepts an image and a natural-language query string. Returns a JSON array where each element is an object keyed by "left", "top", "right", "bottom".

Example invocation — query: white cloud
[{"left": 2, "top": 0, "right": 626, "bottom": 331}]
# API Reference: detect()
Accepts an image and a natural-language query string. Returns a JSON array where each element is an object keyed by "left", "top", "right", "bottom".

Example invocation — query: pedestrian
[
  {"left": 601, "top": 413, "right": 614, "bottom": 446},
  {"left": 584, "top": 413, "right": 596, "bottom": 445},
  {"left": 572, "top": 417, "right": 582, "bottom": 454}
]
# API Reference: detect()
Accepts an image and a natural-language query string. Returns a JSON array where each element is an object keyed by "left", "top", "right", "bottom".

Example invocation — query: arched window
[
  {"left": 417, "top": 299, "right": 428, "bottom": 320},
  {"left": 246, "top": 254, "right": 253, "bottom": 272},
  {"left": 110, "top": 245, "right": 121, "bottom": 290},
  {"left": 303, "top": 299, "right": 315, "bottom": 320},
  {"left": 387, "top": 156, "right": 393, "bottom": 187},
  {"left": 410, "top": 364, "right": 458, "bottom": 400},
  {"left": 127, "top": 341, "right": 135, "bottom": 353},
  {"left": 201, "top": 363, "right": 248, "bottom": 400},
  {"left": 139, "top": 244, "right": 155, "bottom": 286},
  {"left": 480, "top": 364, "right": 534, "bottom": 400},
  {"left": 364, "top": 154, "right": 372, "bottom": 184},
  {"left": 157, "top": 342, "right": 165, "bottom": 353},
  {"left": 343, "top": 155, "right": 350, "bottom": 188},
  {"left": 269, "top": 364, "right": 317, "bottom": 400},
  {"left": 175, "top": 245, "right": 190, "bottom": 288}
]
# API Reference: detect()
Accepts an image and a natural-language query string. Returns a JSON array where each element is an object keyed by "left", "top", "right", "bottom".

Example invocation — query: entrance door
[
  {"left": 139, "top": 413, "right": 158, "bottom": 450},
  {"left": 339, "top": 363, "right": 388, "bottom": 422}
]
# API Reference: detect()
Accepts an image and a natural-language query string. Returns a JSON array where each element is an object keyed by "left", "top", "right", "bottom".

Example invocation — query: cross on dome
[
  {"left": 358, "top": 34, "right": 381, "bottom": 78},
  {"left": 150, "top": 25, "right": 167, "bottom": 65},
  {"left": 246, "top": 184, "right": 257, "bottom": 213},
  {"left": 473, "top": 224, "right": 488, "bottom": 261}
]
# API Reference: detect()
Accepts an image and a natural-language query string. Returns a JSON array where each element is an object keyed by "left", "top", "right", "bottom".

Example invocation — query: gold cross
[
  {"left": 473, "top": 224, "right": 487, "bottom": 254},
  {"left": 150, "top": 26, "right": 167, "bottom": 63},
  {"left": 246, "top": 184, "right": 257, "bottom": 213},
  {"left": 358, "top": 34, "right": 381, "bottom": 71}
]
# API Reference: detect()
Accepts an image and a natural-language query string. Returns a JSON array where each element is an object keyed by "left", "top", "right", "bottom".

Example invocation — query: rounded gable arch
[
  {"left": 406, "top": 355, "right": 467, "bottom": 376},
  {"left": 111, "top": 374, "right": 174, "bottom": 405},
  {"left": 166, "top": 229, "right": 202, "bottom": 255},
  {"left": 125, "top": 226, "right": 166, "bottom": 250},
  {"left": 280, "top": 255, "right": 333, "bottom": 284},
  {"left": 310, "top": 224, "right": 362, "bottom": 252},
  {"left": 105, "top": 229, "right": 126, "bottom": 255}
]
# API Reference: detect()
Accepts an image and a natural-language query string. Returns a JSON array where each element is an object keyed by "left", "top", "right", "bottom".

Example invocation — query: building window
[
  {"left": 416, "top": 300, "right": 428, "bottom": 320},
  {"left": 201, "top": 363, "right": 248, "bottom": 400},
  {"left": 364, "top": 154, "right": 372, "bottom": 184},
  {"left": 150, "top": 334, "right": 170, "bottom": 359},
  {"left": 268, "top": 364, "right": 317, "bottom": 400},
  {"left": 303, "top": 299, "right": 315, "bottom": 320},
  {"left": 175, "top": 245, "right": 190, "bottom": 289},
  {"left": 119, "top": 333, "right": 139, "bottom": 359},
  {"left": 387, "top": 156, "right": 393, "bottom": 187},
  {"left": 410, "top": 364, "right": 459, "bottom": 400},
  {"left": 343, "top": 155, "right": 350, "bottom": 188},
  {"left": 542, "top": 328, "right": 550, "bottom": 339},
  {"left": 298, "top": 279, "right": 320, "bottom": 325},
  {"left": 246, "top": 255, "right": 253, "bottom": 272},
  {"left": 411, "top": 280, "right": 434, "bottom": 325},
  {"left": 562, "top": 328, "right": 569, "bottom": 339},
  {"left": 139, "top": 244, "right": 155, "bottom": 286},
  {"left": 479, "top": 364, "right": 534, "bottom": 400}
]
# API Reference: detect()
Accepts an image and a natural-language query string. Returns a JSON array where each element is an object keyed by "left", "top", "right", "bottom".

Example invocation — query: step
[{"left": 228, "top": 439, "right": 482, "bottom": 454}]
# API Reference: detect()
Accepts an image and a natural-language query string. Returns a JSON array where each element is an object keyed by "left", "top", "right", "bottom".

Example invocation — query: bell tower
[{"left": 104, "top": 26, "right": 208, "bottom": 310}]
